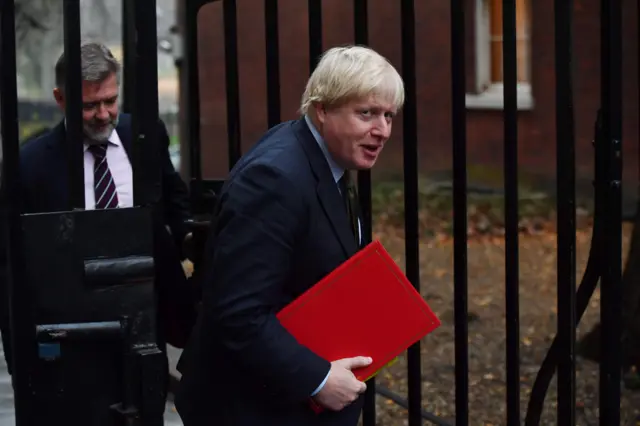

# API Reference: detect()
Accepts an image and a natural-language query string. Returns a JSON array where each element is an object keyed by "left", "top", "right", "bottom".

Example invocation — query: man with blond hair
[{"left": 175, "top": 45, "right": 405, "bottom": 426}]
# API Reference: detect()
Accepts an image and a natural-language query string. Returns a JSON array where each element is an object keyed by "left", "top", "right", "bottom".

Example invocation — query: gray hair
[{"left": 55, "top": 42, "right": 121, "bottom": 90}]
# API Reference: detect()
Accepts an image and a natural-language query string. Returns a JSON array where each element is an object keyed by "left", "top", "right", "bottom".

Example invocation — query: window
[
  {"left": 466, "top": 0, "right": 533, "bottom": 110},
  {"left": 489, "top": 0, "right": 530, "bottom": 83}
]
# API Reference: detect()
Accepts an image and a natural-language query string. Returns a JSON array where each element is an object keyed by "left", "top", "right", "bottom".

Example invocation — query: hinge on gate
[{"left": 110, "top": 402, "right": 141, "bottom": 425}]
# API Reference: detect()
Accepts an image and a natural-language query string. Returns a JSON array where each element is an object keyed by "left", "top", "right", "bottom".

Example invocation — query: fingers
[{"left": 341, "top": 356, "right": 373, "bottom": 370}]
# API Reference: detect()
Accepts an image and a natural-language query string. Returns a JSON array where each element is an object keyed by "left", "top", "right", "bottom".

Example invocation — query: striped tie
[{"left": 88, "top": 143, "right": 119, "bottom": 209}]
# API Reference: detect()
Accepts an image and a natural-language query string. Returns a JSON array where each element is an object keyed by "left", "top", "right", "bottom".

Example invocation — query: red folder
[{"left": 276, "top": 240, "right": 441, "bottom": 412}]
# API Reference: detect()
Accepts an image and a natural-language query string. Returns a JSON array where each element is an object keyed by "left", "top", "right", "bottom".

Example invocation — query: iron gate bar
[
  {"left": 353, "top": 0, "right": 376, "bottom": 425},
  {"left": 501, "top": 0, "right": 521, "bottom": 424},
  {"left": 119, "top": 316, "right": 136, "bottom": 413},
  {"left": 121, "top": 0, "right": 136, "bottom": 113},
  {"left": 185, "top": 0, "right": 233, "bottom": 215},
  {"left": 265, "top": 0, "right": 281, "bottom": 128},
  {"left": 554, "top": 0, "right": 577, "bottom": 422},
  {"left": 450, "top": 0, "right": 469, "bottom": 425},
  {"left": 223, "top": 0, "right": 241, "bottom": 170},
  {"left": 400, "top": 1, "right": 421, "bottom": 425},
  {"left": 308, "top": 0, "right": 322, "bottom": 72},
  {"left": 62, "top": 0, "right": 84, "bottom": 210},
  {"left": 186, "top": 0, "right": 203, "bottom": 185},
  {"left": 132, "top": 0, "right": 162, "bottom": 206},
  {"left": 599, "top": 0, "right": 623, "bottom": 422},
  {"left": 0, "top": 0, "right": 33, "bottom": 423},
  {"left": 524, "top": 112, "right": 604, "bottom": 426},
  {"left": 375, "top": 386, "right": 454, "bottom": 426}
]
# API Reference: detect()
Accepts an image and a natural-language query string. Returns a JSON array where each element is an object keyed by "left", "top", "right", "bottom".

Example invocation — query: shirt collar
[
  {"left": 304, "top": 114, "right": 344, "bottom": 183},
  {"left": 82, "top": 128, "right": 122, "bottom": 152},
  {"left": 63, "top": 118, "right": 121, "bottom": 152}
]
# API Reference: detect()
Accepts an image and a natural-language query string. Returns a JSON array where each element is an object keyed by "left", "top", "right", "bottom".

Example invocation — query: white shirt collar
[
  {"left": 83, "top": 128, "right": 122, "bottom": 152},
  {"left": 304, "top": 114, "right": 344, "bottom": 183}
]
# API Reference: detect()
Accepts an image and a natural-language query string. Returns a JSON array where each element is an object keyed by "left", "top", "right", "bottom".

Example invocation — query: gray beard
[
  {"left": 83, "top": 114, "right": 119, "bottom": 142},
  {"left": 84, "top": 122, "right": 115, "bottom": 142}
]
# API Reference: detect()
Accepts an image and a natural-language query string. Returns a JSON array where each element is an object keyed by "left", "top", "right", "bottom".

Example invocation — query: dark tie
[
  {"left": 88, "top": 143, "right": 119, "bottom": 209},
  {"left": 338, "top": 171, "right": 359, "bottom": 245}
]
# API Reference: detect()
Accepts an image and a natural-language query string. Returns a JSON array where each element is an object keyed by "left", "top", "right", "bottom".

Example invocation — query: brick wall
[{"left": 178, "top": 0, "right": 639, "bottom": 200}]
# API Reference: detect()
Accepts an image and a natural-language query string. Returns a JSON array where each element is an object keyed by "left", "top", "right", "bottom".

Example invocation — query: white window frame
[{"left": 466, "top": 0, "right": 534, "bottom": 110}]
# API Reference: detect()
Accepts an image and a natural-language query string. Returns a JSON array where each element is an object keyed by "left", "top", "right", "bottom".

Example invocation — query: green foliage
[{"left": 20, "top": 121, "right": 54, "bottom": 142}]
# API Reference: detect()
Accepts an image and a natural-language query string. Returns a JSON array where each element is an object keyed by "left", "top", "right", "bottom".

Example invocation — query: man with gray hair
[
  {"left": 0, "top": 42, "right": 196, "bottom": 393},
  {"left": 175, "top": 45, "right": 404, "bottom": 426},
  {"left": 53, "top": 41, "right": 122, "bottom": 143}
]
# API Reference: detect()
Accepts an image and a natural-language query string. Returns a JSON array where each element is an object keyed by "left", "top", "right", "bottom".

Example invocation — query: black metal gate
[
  {"left": 183, "top": 0, "right": 625, "bottom": 425},
  {"left": 0, "top": 0, "right": 169, "bottom": 424}
]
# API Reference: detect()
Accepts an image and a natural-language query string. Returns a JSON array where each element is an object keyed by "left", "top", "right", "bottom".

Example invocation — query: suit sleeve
[
  {"left": 204, "top": 163, "right": 331, "bottom": 403},
  {"left": 158, "top": 119, "right": 191, "bottom": 249}
]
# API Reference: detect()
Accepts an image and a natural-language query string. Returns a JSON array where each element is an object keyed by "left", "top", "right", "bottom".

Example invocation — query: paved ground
[{"left": 0, "top": 342, "right": 184, "bottom": 425}]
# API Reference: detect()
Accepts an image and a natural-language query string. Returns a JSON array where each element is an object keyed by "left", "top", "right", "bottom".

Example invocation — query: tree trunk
[{"left": 578, "top": 197, "right": 640, "bottom": 374}]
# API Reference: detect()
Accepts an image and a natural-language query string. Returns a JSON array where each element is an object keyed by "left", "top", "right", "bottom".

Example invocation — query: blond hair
[{"left": 300, "top": 45, "right": 405, "bottom": 114}]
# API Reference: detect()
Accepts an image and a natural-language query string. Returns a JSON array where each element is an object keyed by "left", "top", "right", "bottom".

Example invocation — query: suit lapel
[
  {"left": 316, "top": 178, "right": 358, "bottom": 256},
  {"left": 293, "top": 119, "right": 358, "bottom": 257}
]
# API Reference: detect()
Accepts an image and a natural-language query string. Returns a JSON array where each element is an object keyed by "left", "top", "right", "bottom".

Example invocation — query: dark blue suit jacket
[
  {"left": 174, "top": 118, "right": 364, "bottom": 426},
  {"left": 0, "top": 113, "right": 195, "bottom": 373}
]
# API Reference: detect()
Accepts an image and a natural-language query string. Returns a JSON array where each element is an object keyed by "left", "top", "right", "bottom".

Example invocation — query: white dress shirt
[{"left": 83, "top": 129, "right": 133, "bottom": 209}]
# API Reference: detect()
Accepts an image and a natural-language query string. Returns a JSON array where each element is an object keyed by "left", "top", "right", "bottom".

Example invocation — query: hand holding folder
[{"left": 276, "top": 240, "right": 441, "bottom": 413}]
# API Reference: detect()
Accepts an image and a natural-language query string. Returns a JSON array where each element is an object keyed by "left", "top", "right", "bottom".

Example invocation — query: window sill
[{"left": 465, "top": 83, "right": 534, "bottom": 110}]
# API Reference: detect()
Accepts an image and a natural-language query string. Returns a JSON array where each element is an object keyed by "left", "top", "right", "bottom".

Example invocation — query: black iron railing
[{"left": 163, "top": 0, "right": 626, "bottom": 424}]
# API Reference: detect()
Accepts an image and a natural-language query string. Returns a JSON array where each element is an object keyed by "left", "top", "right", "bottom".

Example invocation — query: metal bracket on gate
[
  {"left": 35, "top": 317, "right": 165, "bottom": 426},
  {"left": 36, "top": 320, "right": 123, "bottom": 361}
]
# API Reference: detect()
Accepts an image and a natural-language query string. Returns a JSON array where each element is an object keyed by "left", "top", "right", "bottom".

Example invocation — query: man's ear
[
  {"left": 315, "top": 103, "right": 327, "bottom": 124},
  {"left": 53, "top": 87, "right": 65, "bottom": 111}
]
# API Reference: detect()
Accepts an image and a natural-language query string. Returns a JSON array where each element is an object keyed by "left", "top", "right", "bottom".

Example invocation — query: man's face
[
  {"left": 54, "top": 72, "right": 120, "bottom": 141},
  {"left": 316, "top": 96, "right": 396, "bottom": 170}
]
